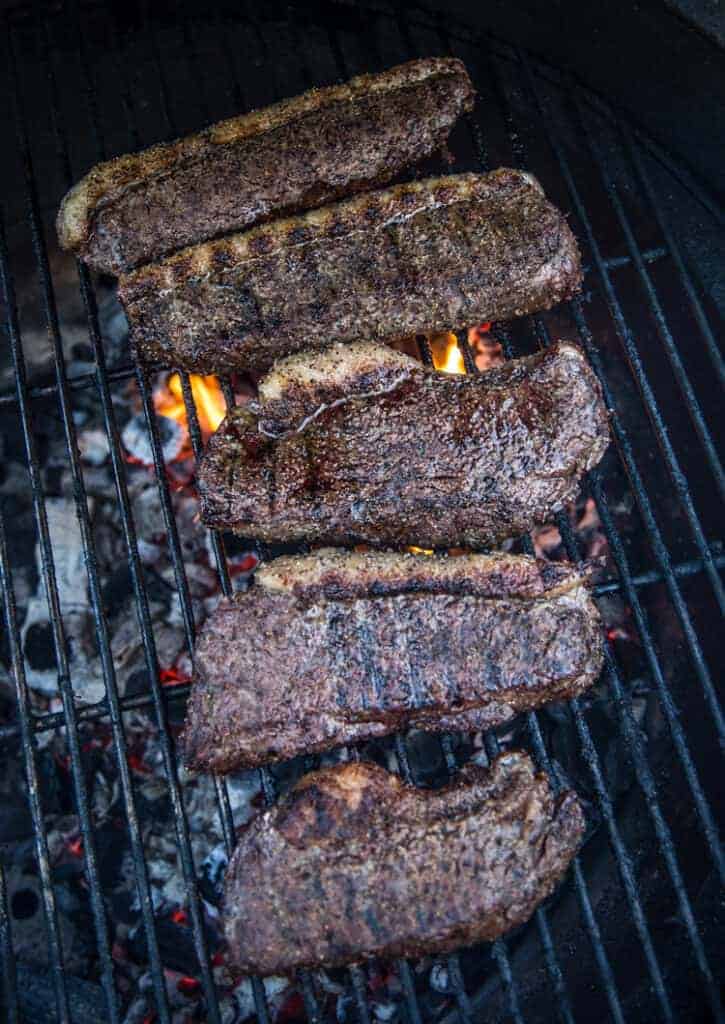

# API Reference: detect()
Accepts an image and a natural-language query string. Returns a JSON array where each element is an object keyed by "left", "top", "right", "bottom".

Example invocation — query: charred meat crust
[
  {"left": 118, "top": 169, "right": 582, "bottom": 373},
  {"left": 197, "top": 339, "right": 609, "bottom": 549},
  {"left": 181, "top": 550, "right": 603, "bottom": 773},
  {"left": 223, "top": 751, "right": 584, "bottom": 975},
  {"left": 57, "top": 58, "right": 474, "bottom": 274}
]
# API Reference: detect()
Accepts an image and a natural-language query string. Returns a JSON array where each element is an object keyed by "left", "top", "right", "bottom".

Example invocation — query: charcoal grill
[{"left": 0, "top": 1, "right": 723, "bottom": 1022}]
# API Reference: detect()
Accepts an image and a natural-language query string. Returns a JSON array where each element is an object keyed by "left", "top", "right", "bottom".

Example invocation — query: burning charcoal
[
  {"left": 122, "top": 411, "right": 185, "bottom": 465},
  {"left": 128, "top": 914, "right": 210, "bottom": 976}
]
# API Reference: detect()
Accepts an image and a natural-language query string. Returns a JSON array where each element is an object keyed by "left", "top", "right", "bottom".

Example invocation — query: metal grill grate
[{"left": 0, "top": 1, "right": 723, "bottom": 1022}]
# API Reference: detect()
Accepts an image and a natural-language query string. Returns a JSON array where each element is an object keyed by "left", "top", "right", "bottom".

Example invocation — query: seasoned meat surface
[
  {"left": 57, "top": 58, "right": 474, "bottom": 275},
  {"left": 119, "top": 169, "right": 582, "bottom": 373},
  {"left": 224, "top": 752, "right": 584, "bottom": 974},
  {"left": 182, "top": 550, "right": 603, "bottom": 772},
  {"left": 198, "top": 340, "right": 609, "bottom": 548}
]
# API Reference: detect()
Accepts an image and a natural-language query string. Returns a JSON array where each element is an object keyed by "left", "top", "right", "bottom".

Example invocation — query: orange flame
[
  {"left": 431, "top": 332, "right": 466, "bottom": 374},
  {"left": 154, "top": 373, "right": 226, "bottom": 442}
]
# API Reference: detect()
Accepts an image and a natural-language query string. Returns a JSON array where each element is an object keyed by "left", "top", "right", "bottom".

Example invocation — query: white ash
[
  {"left": 21, "top": 597, "right": 102, "bottom": 701},
  {"left": 131, "top": 484, "right": 216, "bottom": 601},
  {"left": 77, "top": 428, "right": 110, "bottom": 466},
  {"left": 38, "top": 497, "right": 92, "bottom": 613},
  {"left": 225, "top": 976, "right": 291, "bottom": 1024},
  {"left": 372, "top": 1000, "right": 398, "bottom": 1021},
  {"left": 122, "top": 411, "right": 186, "bottom": 465}
]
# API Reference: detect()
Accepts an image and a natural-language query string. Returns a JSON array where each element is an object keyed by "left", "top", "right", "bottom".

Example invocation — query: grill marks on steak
[
  {"left": 223, "top": 752, "right": 584, "bottom": 974},
  {"left": 119, "top": 169, "right": 582, "bottom": 373},
  {"left": 181, "top": 550, "right": 603, "bottom": 772},
  {"left": 198, "top": 340, "right": 609, "bottom": 548},
  {"left": 57, "top": 58, "right": 474, "bottom": 275}
]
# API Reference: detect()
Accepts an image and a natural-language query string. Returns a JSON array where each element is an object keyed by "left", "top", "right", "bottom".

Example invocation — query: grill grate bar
[
  {"left": 463, "top": 42, "right": 717, "bottom": 1013},
  {"left": 572, "top": 95, "right": 724, "bottom": 500},
  {"left": 0, "top": 503, "right": 70, "bottom": 1023},
  {"left": 118, "top": 6, "right": 275, "bottom": 1016},
  {"left": 385, "top": 15, "right": 533, "bottom": 1017},
  {"left": 475, "top": 318, "right": 631, "bottom": 1020},
  {"left": 5, "top": 12, "right": 177, "bottom": 1020},
  {"left": 619, "top": 124, "right": 725, "bottom": 383},
  {"left": 427, "top": 17, "right": 583, "bottom": 1018},
  {"left": 0, "top": 860, "right": 18, "bottom": 1024},
  {"left": 513, "top": 52, "right": 725, "bottom": 745},
  {"left": 3, "top": 22, "right": 134, "bottom": 1013},
  {"left": 486, "top": 38, "right": 725, "bottom": 890},
  {"left": 444, "top": 36, "right": 638, "bottom": 1013},
  {"left": 568, "top": 302, "right": 725, "bottom": 881},
  {"left": 528, "top": 305, "right": 725, "bottom": 1017},
  {"left": 522, "top": 52, "right": 725, "bottom": 617},
  {"left": 39, "top": 3, "right": 229, "bottom": 1019},
  {"left": 480, "top": 43, "right": 723, "bottom": 1009}
]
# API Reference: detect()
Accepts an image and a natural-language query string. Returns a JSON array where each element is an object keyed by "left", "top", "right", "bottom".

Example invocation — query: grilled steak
[
  {"left": 182, "top": 550, "right": 603, "bottom": 773},
  {"left": 224, "top": 751, "right": 584, "bottom": 974},
  {"left": 198, "top": 339, "right": 609, "bottom": 548},
  {"left": 56, "top": 58, "right": 474, "bottom": 276},
  {"left": 119, "top": 169, "right": 582, "bottom": 373}
]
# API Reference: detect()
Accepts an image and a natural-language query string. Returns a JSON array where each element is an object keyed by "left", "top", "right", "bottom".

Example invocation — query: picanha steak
[
  {"left": 198, "top": 339, "right": 609, "bottom": 548},
  {"left": 118, "top": 169, "right": 582, "bottom": 373},
  {"left": 223, "top": 751, "right": 584, "bottom": 974},
  {"left": 56, "top": 58, "right": 474, "bottom": 275},
  {"left": 181, "top": 550, "right": 603, "bottom": 772}
]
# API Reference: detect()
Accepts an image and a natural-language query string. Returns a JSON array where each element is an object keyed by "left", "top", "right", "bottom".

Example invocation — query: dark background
[{"left": 367, "top": 0, "right": 725, "bottom": 205}]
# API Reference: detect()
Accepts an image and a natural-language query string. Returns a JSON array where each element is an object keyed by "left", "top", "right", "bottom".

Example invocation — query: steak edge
[
  {"left": 198, "top": 339, "right": 609, "bottom": 548},
  {"left": 118, "top": 169, "right": 582, "bottom": 373},
  {"left": 182, "top": 550, "right": 603, "bottom": 772},
  {"left": 224, "top": 751, "right": 584, "bottom": 974},
  {"left": 57, "top": 58, "right": 474, "bottom": 275}
]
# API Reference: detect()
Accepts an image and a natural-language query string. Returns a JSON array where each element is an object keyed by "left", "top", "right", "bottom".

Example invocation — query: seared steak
[
  {"left": 119, "top": 169, "right": 582, "bottom": 373},
  {"left": 198, "top": 340, "right": 609, "bottom": 548},
  {"left": 182, "top": 550, "right": 603, "bottom": 772},
  {"left": 224, "top": 752, "right": 584, "bottom": 974},
  {"left": 56, "top": 58, "right": 474, "bottom": 275}
]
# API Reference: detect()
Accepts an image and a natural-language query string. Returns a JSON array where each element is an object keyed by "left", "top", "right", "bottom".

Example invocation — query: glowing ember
[
  {"left": 407, "top": 545, "right": 434, "bottom": 555},
  {"left": 67, "top": 837, "right": 83, "bottom": 858},
  {"left": 431, "top": 331, "right": 466, "bottom": 374},
  {"left": 468, "top": 322, "right": 505, "bottom": 371},
  {"left": 154, "top": 373, "right": 226, "bottom": 443},
  {"left": 159, "top": 665, "right": 192, "bottom": 687}
]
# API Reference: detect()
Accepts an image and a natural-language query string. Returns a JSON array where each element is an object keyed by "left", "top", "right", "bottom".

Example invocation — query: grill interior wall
[{"left": 0, "top": 2, "right": 723, "bottom": 1023}]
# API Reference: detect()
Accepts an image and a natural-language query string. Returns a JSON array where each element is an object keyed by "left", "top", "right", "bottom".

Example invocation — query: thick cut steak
[
  {"left": 119, "top": 169, "right": 582, "bottom": 372},
  {"left": 224, "top": 752, "right": 584, "bottom": 974},
  {"left": 182, "top": 550, "right": 603, "bottom": 772},
  {"left": 198, "top": 339, "right": 609, "bottom": 548},
  {"left": 56, "top": 58, "right": 474, "bottom": 275}
]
